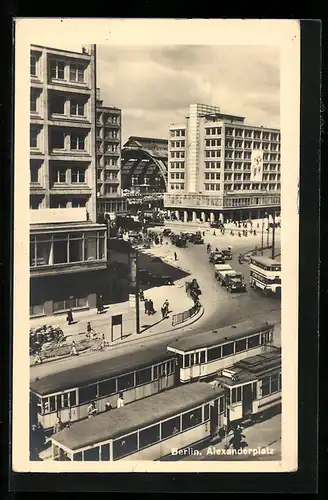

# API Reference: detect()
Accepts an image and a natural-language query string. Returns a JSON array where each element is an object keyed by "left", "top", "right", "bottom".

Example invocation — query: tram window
[
  {"left": 231, "top": 387, "right": 242, "bottom": 403},
  {"left": 208, "top": 346, "right": 221, "bottom": 361},
  {"left": 84, "top": 447, "right": 100, "bottom": 461},
  {"left": 270, "top": 374, "right": 279, "bottom": 393},
  {"left": 73, "top": 452, "right": 82, "bottom": 461},
  {"left": 139, "top": 424, "right": 160, "bottom": 449},
  {"left": 261, "top": 376, "right": 270, "bottom": 397},
  {"left": 161, "top": 416, "right": 181, "bottom": 439},
  {"left": 222, "top": 342, "right": 234, "bottom": 357},
  {"left": 236, "top": 339, "right": 247, "bottom": 352},
  {"left": 248, "top": 335, "right": 260, "bottom": 349},
  {"left": 167, "top": 360, "right": 175, "bottom": 374},
  {"left": 70, "top": 391, "right": 76, "bottom": 407},
  {"left": 252, "top": 382, "right": 257, "bottom": 399},
  {"left": 99, "top": 378, "right": 116, "bottom": 397},
  {"left": 204, "top": 404, "right": 209, "bottom": 421},
  {"left": 200, "top": 351, "right": 206, "bottom": 364},
  {"left": 136, "top": 368, "right": 152, "bottom": 386},
  {"left": 79, "top": 384, "right": 98, "bottom": 404},
  {"left": 182, "top": 407, "right": 202, "bottom": 430},
  {"left": 118, "top": 373, "right": 135, "bottom": 391},
  {"left": 49, "top": 396, "right": 56, "bottom": 412},
  {"left": 184, "top": 354, "right": 191, "bottom": 368},
  {"left": 100, "top": 443, "right": 110, "bottom": 461},
  {"left": 62, "top": 392, "right": 70, "bottom": 408},
  {"left": 219, "top": 397, "right": 224, "bottom": 414},
  {"left": 56, "top": 394, "right": 62, "bottom": 410},
  {"left": 113, "top": 433, "right": 138, "bottom": 460},
  {"left": 279, "top": 373, "right": 282, "bottom": 390}
]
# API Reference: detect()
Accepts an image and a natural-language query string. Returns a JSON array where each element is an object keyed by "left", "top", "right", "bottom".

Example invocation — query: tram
[
  {"left": 249, "top": 256, "right": 281, "bottom": 296},
  {"left": 211, "top": 347, "right": 281, "bottom": 427},
  {"left": 30, "top": 344, "right": 177, "bottom": 434},
  {"left": 167, "top": 321, "right": 275, "bottom": 384},
  {"left": 50, "top": 382, "right": 225, "bottom": 462}
]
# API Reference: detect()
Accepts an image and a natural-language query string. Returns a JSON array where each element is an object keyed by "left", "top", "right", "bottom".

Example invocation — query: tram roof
[
  {"left": 52, "top": 382, "right": 224, "bottom": 450},
  {"left": 167, "top": 320, "right": 276, "bottom": 353},
  {"left": 249, "top": 256, "right": 281, "bottom": 266},
  {"left": 30, "top": 343, "right": 172, "bottom": 396},
  {"left": 215, "top": 348, "right": 282, "bottom": 387}
]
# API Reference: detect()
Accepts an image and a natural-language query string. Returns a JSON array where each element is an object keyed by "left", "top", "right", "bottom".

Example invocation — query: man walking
[{"left": 66, "top": 309, "right": 73, "bottom": 325}]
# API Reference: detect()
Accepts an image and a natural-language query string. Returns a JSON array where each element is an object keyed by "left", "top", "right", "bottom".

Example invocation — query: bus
[
  {"left": 249, "top": 256, "right": 281, "bottom": 296},
  {"left": 30, "top": 344, "right": 176, "bottom": 434},
  {"left": 50, "top": 382, "right": 225, "bottom": 462},
  {"left": 212, "top": 347, "right": 281, "bottom": 428},
  {"left": 166, "top": 320, "right": 276, "bottom": 384}
]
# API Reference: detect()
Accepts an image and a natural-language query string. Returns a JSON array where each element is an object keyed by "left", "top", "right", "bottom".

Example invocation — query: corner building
[
  {"left": 164, "top": 104, "right": 281, "bottom": 223},
  {"left": 29, "top": 44, "right": 108, "bottom": 318}
]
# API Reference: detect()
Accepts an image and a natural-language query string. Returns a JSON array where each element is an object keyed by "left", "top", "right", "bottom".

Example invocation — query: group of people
[{"left": 87, "top": 392, "right": 125, "bottom": 418}]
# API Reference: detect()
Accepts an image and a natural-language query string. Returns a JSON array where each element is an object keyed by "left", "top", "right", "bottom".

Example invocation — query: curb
[{"left": 29, "top": 306, "right": 205, "bottom": 366}]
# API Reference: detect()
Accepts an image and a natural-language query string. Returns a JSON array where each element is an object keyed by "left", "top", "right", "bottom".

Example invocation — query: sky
[{"left": 96, "top": 45, "right": 280, "bottom": 145}]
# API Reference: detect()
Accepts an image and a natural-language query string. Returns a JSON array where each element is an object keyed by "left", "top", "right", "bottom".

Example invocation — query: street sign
[{"left": 111, "top": 314, "right": 123, "bottom": 342}]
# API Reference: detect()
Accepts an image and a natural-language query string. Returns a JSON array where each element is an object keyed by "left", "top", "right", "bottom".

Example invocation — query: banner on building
[{"left": 250, "top": 149, "right": 264, "bottom": 182}]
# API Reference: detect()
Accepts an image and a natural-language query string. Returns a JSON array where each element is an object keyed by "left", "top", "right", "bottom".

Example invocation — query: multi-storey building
[
  {"left": 164, "top": 103, "right": 281, "bottom": 223},
  {"left": 29, "top": 44, "right": 108, "bottom": 318},
  {"left": 96, "top": 90, "right": 127, "bottom": 218}
]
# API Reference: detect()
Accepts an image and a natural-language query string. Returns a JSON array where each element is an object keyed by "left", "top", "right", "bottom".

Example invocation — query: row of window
[
  {"left": 30, "top": 232, "right": 106, "bottom": 267},
  {"left": 170, "top": 140, "right": 185, "bottom": 148},
  {"left": 250, "top": 261, "right": 281, "bottom": 272},
  {"left": 37, "top": 361, "right": 176, "bottom": 414},
  {"left": 204, "top": 184, "right": 221, "bottom": 191},
  {"left": 31, "top": 89, "right": 90, "bottom": 118},
  {"left": 97, "top": 145, "right": 119, "bottom": 153},
  {"left": 97, "top": 114, "right": 119, "bottom": 125},
  {"left": 182, "top": 331, "right": 273, "bottom": 367},
  {"left": 223, "top": 184, "right": 280, "bottom": 192},
  {"left": 97, "top": 200, "right": 127, "bottom": 213},
  {"left": 98, "top": 158, "right": 118, "bottom": 167},
  {"left": 170, "top": 129, "right": 186, "bottom": 137},
  {"left": 170, "top": 172, "right": 185, "bottom": 180},
  {"left": 30, "top": 127, "right": 88, "bottom": 152},
  {"left": 250, "top": 272, "right": 281, "bottom": 286},
  {"left": 57, "top": 400, "right": 223, "bottom": 461},
  {"left": 30, "top": 196, "right": 88, "bottom": 210},
  {"left": 169, "top": 162, "right": 185, "bottom": 169},
  {"left": 205, "top": 150, "right": 221, "bottom": 158},
  {"left": 223, "top": 196, "right": 280, "bottom": 207},
  {"left": 170, "top": 151, "right": 185, "bottom": 159},
  {"left": 169, "top": 184, "right": 185, "bottom": 190},
  {"left": 226, "top": 141, "right": 280, "bottom": 151},
  {"left": 205, "top": 173, "right": 221, "bottom": 180},
  {"left": 30, "top": 296, "right": 88, "bottom": 317},
  {"left": 31, "top": 54, "right": 88, "bottom": 84},
  {"left": 98, "top": 185, "right": 119, "bottom": 195},
  {"left": 205, "top": 127, "right": 280, "bottom": 141}
]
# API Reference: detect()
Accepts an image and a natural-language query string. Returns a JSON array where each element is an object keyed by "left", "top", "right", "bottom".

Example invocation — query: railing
[{"left": 172, "top": 303, "right": 201, "bottom": 327}]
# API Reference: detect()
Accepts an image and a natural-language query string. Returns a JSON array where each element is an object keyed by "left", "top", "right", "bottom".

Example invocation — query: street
[{"left": 30, "top": 222, "right": 281, "bottom": 379}]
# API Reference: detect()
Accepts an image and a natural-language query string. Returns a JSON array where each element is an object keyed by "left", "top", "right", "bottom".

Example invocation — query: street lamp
[
  {"left": 128, "top": 245, "right": 141, "bottom": 334},
  {"left": 271, "top": 211, "right": 276, "bottom": 260}
]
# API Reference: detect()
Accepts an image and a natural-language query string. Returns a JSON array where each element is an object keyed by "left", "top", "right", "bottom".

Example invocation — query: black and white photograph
[{"left": 13, "top": 18, "right": 300, "bottom": 473}]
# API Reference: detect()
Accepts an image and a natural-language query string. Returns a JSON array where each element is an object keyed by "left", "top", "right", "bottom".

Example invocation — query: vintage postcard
[{"left": 13, "top": 18, "right": 300, "bottom": 474}]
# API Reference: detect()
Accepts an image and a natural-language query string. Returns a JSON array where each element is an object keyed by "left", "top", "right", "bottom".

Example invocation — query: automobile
[
  {"left": 209, "top": 251, "right": 225, "bottom": 264},
  {"left": 163, "top": 228, "right": 172, "bottom": 236},
  {"left": 221, "top": 249, "right": 232, "bottom": 260},
  {"left": 138, "top": 269, "right": 174, "bottom": 286}
]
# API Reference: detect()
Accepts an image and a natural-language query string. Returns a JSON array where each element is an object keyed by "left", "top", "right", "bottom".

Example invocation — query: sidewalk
[{"left": 30, "top": 244, "right": 204, "bottom": 365}]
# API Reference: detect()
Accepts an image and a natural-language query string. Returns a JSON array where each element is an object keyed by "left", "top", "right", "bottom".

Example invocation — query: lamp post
[
  {"left": 271, "top": 211, "right": 276, "bottom": 260},
  {"left": 129, "top": 246, "right": 140, "bottom": 334},
  {"left": 261, "top": 218, "right": 264, "bottom": 256}
]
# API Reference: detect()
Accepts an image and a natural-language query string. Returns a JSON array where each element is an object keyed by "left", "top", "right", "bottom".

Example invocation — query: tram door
[
  {"left": 210, "top": 399, "right": 219, "bottom": 436},
  {"left": 242, "top": 383, "right": 253, "bottom": 418}
]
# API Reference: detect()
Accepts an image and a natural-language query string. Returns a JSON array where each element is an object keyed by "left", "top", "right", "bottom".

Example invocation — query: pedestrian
[
  {"left": 54, "top": 417, "right": 64, "bottom": 434},
  {"left": 97, "top": 295, "right": 104, "bottom": 314},
  {"left": 161, "top": 305, "right": 166, "bottom": 319},
  {"left": 117, "top": 392, "right": 125, "bottom": 408},
  {"left": 160, "top": 235, "right": 163, "bottom": 244},
  {"left": 257, "top": 222, "right": 260, "bottom": 229},
  {"left": 105, "top": 401, "right": 112, "bottom": 412},
  {"left": 213, "top": 230, "right": 216, "bottom": 236},
  {"left": 230, "top": 230, "right": 233, "bottom": 236},
  {"left": 238, "top": 232, "right": 241, "bottom": 238},
  {"left": 144, "top": 299, "right": 149, "bottom": 314},
  {"left": 174, "top": 251, "right": 178, "bottom": 261},
  {"left": 149, "top": 299, "right": 154, "bottom": 315},
  {"left": 87, "top": 402, "right": 97, "bottom": 417},
  {"left": 86, "top": 321, "right": 93, "bottom": 339},
  {"left": 253, "top": 230, "right": 257, "bottom": 236},
  {"left": 66, "top": 309, "right": 73, "bottom": 325},
  {"left": 139, "top": 288, "right": 145, "bottom": 301},
  {"left": 70, "top": 341, "right": 78, "bottom": 356},
  {"left": 203, "top": 231, "right": 205, "bottom": 237}
]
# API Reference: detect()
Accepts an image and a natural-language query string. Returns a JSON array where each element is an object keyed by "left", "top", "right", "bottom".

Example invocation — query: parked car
[
  {"left": 163, "top": 228, "right": 172, "bottom": 236},
  {"left": 209, "top": 251, "right": 225, "bottom": 264}
]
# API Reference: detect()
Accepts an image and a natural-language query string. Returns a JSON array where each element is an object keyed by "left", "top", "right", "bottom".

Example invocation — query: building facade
[
  {"left": 29, "top": 44, "right": 108, "bottom": 318},
  {"left": 164, "top": 103, "right": 281, "bottom": 223},
  {"left": 96, "top": 90, "right": 127, "bottom": 218}
]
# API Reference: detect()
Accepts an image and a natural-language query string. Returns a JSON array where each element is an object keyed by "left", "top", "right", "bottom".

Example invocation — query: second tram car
[{"left": 167, "top": 321, "right": 275, "bottom": 384}]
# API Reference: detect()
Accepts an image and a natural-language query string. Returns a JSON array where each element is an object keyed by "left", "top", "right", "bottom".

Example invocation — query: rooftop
[
  {"left": 249, "top": 256, "right": 281, "bottom": 266},
  {"left": 30, "top": 343, "right": 173, "bottom": 396},
  {"left": 167, "top": 320, "right": 276, "bottom": 353},
  {"left": 52, "top": 382, "right": 224, "bottom": 450}
]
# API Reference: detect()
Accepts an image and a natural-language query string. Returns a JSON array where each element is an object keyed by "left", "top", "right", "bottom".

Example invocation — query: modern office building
[
  {"left": 96, "top": 90, "right": 127, "bottom": 218},
  {"left": 164, "top": 103, "right": 281, "bottom": 222},
  {"left": 29, "top": 44, "right": 108, "bottom": 318}
]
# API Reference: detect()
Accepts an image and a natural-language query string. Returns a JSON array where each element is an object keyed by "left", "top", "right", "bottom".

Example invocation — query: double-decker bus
[{"left": 249, "top": 256, "right": 281, "bottom": 296}]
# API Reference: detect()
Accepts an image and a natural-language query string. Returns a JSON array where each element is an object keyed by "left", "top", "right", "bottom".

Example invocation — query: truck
[
  {"left": 214, "top": 264, "right": 233, "bottom": 280},
  {"left": 217, "top": 269, "right": 247, "bottom": 293},
  {"left": 190, "top": 231, "right": 204, "bottom": 244}
]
